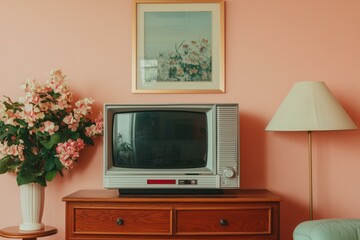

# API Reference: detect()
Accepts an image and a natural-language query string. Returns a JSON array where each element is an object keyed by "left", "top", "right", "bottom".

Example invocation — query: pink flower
[
  {"left": 45, "top": 70, "right": 73, "bottom": 111},
  {"left": 76, "top": 138, "right": 85, "bottom": 149},
  {"left": 74, "top": 98, "right": 94, "bottom": 118},
  {"left": 40, "top": 121, "right": 59, "bottom": 135},
  {"left": 4, "top": 110, "right": 18, "bottom": 126},
  {"left": 21, "top": 79, "right": 42, "bottom": 94},
  {"left": 0, "top": 141, "right": 25, "bottom": 161},
  {"left": 69, "top": 122, "right": 79, "bottom": 132},
  {"left": 85, "top": 112, "right": 103, "bottom": 137},
  {"left": 76, "top": 97, "right": 94, "bottom": 107},
  {"left": 49, "top": 94, "right": 72, "bottom": 111},
  {"left": 20, "top": 103, "right": 45, "bottom": 127},
  {"left": 17, "top": 143, "right": 25, "bottom": 161},
  {"left": 31, "top": 147, "right": 39, "bottom": 155},
  {"left": 47, "top": 70, "right": 67, "bottom": 93},
  {"left": 85, "top": 125, "right": 97, "bottom": 137},
  {"left": 56, "top": 138, "right": 85, "bottom": 169},
  {"left": 0, "top": 69, "right": 103, "bottom": 184},
  {"left": 38, "top": 101, "right": 50, "bottom": 112},
  {"left": 63, "top": 113, "right": 76, "bottom": 125},
  {"left": 0, "top": 141, "right": 8, "bottom": 159},
  {"left": 6, "top": 145, "right": 19, "bottom": 156},
  {"left": 61, "top": 159, "right": 73, "bottom": 169},
  {"left": 63, "top": 113, "right": 79, "bottom": 132}
]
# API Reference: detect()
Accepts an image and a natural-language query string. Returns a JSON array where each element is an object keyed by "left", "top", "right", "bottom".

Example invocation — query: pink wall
[{"left": 1, "top": 1, "right": 360, "bottom": 239}]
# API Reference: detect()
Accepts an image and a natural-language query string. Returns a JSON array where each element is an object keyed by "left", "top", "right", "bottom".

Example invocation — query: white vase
[{"left": 19, "top": 183, "right": 45, "bottom": 231}]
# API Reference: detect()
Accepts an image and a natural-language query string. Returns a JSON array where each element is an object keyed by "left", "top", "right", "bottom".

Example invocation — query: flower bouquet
[
  {"left": 0, "top": 70, "right": 102, "bottom": 186},
  {"left": 157, "top": 38, "right": 212, "bottom": 82}
]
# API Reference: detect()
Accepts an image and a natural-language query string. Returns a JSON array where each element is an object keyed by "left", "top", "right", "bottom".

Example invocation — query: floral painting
[
  {"left": 144, "top": 12, "right": 212, "bottom": 82},
  {"left": 133, "top": 0, "right": 225, "bottom": 93},
  {"left": 157, "top": 39, "right": 212, "bottom": 82}
]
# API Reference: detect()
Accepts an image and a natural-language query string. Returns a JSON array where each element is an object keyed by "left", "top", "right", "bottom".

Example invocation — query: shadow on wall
[
  {"left": 240, "top": 112, "right": 310, "bottom": 239},
  {"left": 239, "top": 111, "right": 267, "bottom": 188},
  {"left": 277, "top": 192, "right": 309, "bottom": 239}
]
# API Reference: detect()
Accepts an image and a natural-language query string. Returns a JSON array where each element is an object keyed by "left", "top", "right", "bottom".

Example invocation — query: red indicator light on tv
[{"left": 147, "top": 179, "right": 176, "bottom": 185}]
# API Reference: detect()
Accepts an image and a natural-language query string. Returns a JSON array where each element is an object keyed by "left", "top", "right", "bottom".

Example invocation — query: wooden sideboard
[{"left": 63, "top": 189, "right": 280, "bottom": 240}]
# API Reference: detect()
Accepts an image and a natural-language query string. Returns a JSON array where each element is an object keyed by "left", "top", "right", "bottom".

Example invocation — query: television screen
[{"left": 112, "top": 111, "right": 207, "bottom": 169}]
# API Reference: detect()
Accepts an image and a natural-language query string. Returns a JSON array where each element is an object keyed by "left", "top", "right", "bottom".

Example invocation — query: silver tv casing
[{"left": 103, "top": 103, "right": 239, "bottom": 190}]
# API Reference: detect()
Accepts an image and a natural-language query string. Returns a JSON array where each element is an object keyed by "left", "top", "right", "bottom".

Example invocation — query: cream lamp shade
[
  {"left": 265, "top": 81, "right": 357, "bottom": 220},
  {"left": 265, "top": 81, "right": 357, "bottom": 131}
]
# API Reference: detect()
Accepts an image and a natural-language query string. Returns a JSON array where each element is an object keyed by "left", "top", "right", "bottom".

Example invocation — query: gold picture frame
[{"left": 132, "top": 0, "right": 225, "bottom": 93}]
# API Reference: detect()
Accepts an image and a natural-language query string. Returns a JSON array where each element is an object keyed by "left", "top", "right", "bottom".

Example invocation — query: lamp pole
[{"left": 308, "top": 131, "right": 313, "bottom": 220}]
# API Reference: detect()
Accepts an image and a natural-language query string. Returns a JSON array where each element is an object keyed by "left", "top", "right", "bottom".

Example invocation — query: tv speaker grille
[{"left": 217, "top": 105, "right": 239, "bottom": 174}]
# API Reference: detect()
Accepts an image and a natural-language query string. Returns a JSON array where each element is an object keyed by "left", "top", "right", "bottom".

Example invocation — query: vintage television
[{"left": 103, "top": 103, "right": 239, "bottom": 194}]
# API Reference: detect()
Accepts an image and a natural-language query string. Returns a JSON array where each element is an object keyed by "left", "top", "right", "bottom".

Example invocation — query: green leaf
[
  {"left": 54, "top": 157, "right": 63, "bottom": 169},
  {"left": 0, "top": 156, "right": 12, "bottom": 174},
  {"left": 0, "top": 131, "right": 10, "bottom": 141},
  {"left": 15, "top": 119, "right": 27, "bottom": 127},
  {"left": 40, "top": 133, "right": 61, "bottom": 149},
  {"left": 70, "top": 133, "right": 80, "bottom": 140},
  {"left": 44, "top": 159, "right": 55, "bottom": 172},
  {"left": 51, "top": 132, "right": 61, "bottom": 144},
  {"left": 16, "top": 168, "right": 47, "bottom": 186},
  {"left": 3, "top": 101, "right": 14, "bottom": 110},
  {"left": 45, "top": 170, "right": 58, "bottom": 182},
  {"left": 82, "top": 136, "right": 94, "bottom": 145},
  {"left": 16, "top": 172, "right": 34, "bottom": 186},
  {"left": 35, "top": 177, "right": 47, "bottom": 187},
  {"left": 32, "top": 168, "right": 44, "bottom": 177},
  {"left": 40, "top": 140, "right": 53, "bottom": 150},
  {"left": 52, "top": 92, "right": 61, "bottom": 99}
]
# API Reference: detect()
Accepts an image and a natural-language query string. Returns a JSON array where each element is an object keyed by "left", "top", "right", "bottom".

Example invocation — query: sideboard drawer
[
  {"left": 74, "top": 207, "right": 172, "bottom": 235},
  {"left": 175, "top": 207, "right": 272, "bottom": 235},
  {"left": 64, "top": 190, "right": 280, "bottom": 239}
]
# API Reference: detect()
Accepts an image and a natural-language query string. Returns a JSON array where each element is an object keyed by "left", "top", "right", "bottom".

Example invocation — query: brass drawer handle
[
  {"left": 219, "top": 219, "right": 228, "bottom": 226},
  {"left": 117, "top": 218, "right": 124, "bottom": 225}
]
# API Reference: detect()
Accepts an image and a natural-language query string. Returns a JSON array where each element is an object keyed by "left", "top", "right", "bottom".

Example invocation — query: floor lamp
[{"left": 265, "top": 81, "right": 357, "bottom": 220}]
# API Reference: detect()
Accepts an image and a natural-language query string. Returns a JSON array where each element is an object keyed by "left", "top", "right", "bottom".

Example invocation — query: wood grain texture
[
  {"left": 63, "top": 189, "right": 280, "bottom": 240},
  {"left": 0, "top": 225, "right": 57, "bottom": 239}
]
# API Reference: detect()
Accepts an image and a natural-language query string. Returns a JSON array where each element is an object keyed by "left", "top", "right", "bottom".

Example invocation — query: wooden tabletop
[
  {"left": 0, "top": 225, "right": 57, "bottom": 240},
  {"left": 62, "top": 189, "right": 281, "bottom": 203}
]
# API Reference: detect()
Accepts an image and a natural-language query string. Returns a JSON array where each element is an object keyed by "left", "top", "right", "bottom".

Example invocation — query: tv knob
[{"left": 224, "top": 167, "right": 236, "bottom": 178}]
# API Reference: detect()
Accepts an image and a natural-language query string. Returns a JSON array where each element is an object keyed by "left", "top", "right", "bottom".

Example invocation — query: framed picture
[{"left": 132, "top": 0, "right": 225, "bottom": 93}]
